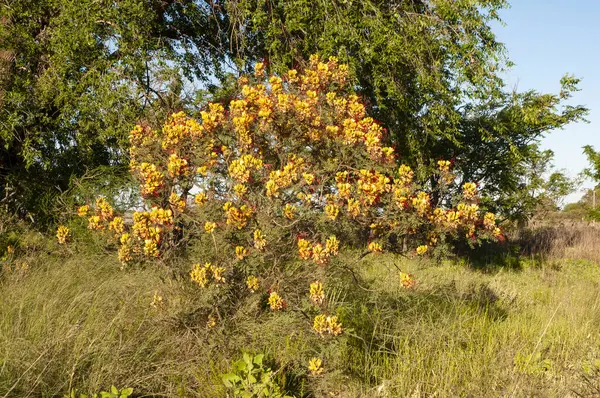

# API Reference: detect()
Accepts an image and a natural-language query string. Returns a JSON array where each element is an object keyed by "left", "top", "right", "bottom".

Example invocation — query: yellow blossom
[
  {"left": 56, "top": 225, "right": 70, "bottom": 245},
  {"left": 416, "top": 245, "right": 428, "bottom": 255},
  {"left": 308, "top": 358, "right": 323, "bottom": 375},
  {"left": 204, "top": 221, "right": 217, "bottom": 234},
  {"left": 236, "top": 246, "right": 249, "bottom": 260},
  {"left": 190, "top": 262, "right": 211, "bottom": 288},
  {"left": 253, "top": 229, "right": 267, "bottom": 250},
  {"left": 268, "top": 291, "right": 285, "bottom": 311},
  {"left": 399, "top": 272, "right": 416, "bottom": 288},
  {"left": 325, "top": 235, "right": 339, "bottom": 256},
  {"left": 246, "top": 275, "right": 259, "bottom": 292},
  {"left": 310, "top": 281, "right": 325, "bottom": 305},
  {"left": 368, "top": 242, "right": 383, "bottom": 253},
  {"left": 77, "top": 205, "right": 89, "bottom": 217}
]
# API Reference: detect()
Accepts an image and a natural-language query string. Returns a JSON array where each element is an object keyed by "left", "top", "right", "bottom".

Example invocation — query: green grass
[{"left": 2, "top": 246, "right": 600, "bottom": 397}]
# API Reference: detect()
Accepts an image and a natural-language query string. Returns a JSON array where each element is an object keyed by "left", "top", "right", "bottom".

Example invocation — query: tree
[
  {"left": 0, "top": 0, "right": 231, "bottom": 223},
  {"left": 0, "top": 0, "right": 588, "bottom": 224}
]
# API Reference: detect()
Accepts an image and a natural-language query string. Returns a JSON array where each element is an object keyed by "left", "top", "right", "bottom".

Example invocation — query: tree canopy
[{"left": 0, "top": 0, "right": 588, "bottom": 224}]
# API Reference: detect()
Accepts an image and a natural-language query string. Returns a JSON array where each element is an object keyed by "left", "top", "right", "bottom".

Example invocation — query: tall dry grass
[{"left": 516, "top": 221, "right": 600, "bottom": 264}]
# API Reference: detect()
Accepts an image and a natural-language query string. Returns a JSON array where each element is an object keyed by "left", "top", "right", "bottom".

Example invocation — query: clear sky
[{"left": 492, "top": 0, "right": 599, "bottom": 203}]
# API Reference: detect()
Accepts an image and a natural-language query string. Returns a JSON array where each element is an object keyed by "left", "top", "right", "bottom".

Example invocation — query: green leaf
[
  {"left": 110, "top": 386, "right": 118, "bottom": 395},
  {"left": 253, "top": 354, "right": 264, "bottom": 365},
  {"left": 222, "top": 373, "right": 241, "bottom": 387}
]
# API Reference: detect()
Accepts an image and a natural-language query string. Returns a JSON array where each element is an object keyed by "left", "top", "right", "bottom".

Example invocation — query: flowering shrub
[{"left": 78, "top": 55, "right": 501, "bottom": 336}]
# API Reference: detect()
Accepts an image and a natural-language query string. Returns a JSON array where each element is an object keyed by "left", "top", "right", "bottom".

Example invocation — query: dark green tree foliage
[
  {"left": 0, "top": 0, "right": 589, "bottom": 224},
  {"left": 0, "top": 0, "right": 230, "bottom": 222}
]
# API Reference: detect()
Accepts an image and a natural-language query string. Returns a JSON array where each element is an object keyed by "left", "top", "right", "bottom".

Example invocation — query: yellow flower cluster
[
  {"left": 228, "top": 154, "right": 263, "bottom": 183},
  {"left": 308, "top": 358, "right": 323, "bottom": 376},
  {"left": 309, "top": 281, "right": 325, "bottom": 305},
  {"left": 313, "top": 314, "right": 343, "bottom": 336},
  {"left": 437, "top": 160, "right": 451, "bottom": 172},
  {"left": 297, "top": 236, "right": 339, "bottom": 265},
  {"left": 167, "top": 153, "right": 189, "bottom": 177},
  {"left": 399, "top": 272, "right": 416, "bottom": 288},
  {"left": 463, "top": 182, "right": 477, "bottom": 200},
  {"left": 416, "top": 245, "right": 428, "bottom": 255},
  {"left": 136, "top": 163, "right": 164, "bottom": 197},
  {"left": 204, "top": 221, "right": 217, "bottom": 234},
  {"left": 266, "top": 156, "right": 305, "bottom": 198},
  {"left": 412, "top": 192, "right": 431, "bottom": 216},
  {"left": 268, "top": 291, "right": 285, "bottom": 311},
  {"left": 368, "top": 242, "right": 383, "bottom": 253},
  {"left": 253, "top": 229, "right": 267, "bottom": 250},
  {"left": 77, "top": 205, "right": 89, "bottom": 217},
  {"left": 356, "top": 169, "right": 391, "bottom": 205},
  {"left": 161, "top": 111, "right": 204, "bottom": 151},
  {"left": 246, "top": 275, "right": 259, "bottom": 292},
  {"left": 190, "top": 262, "right": 226, "bottom": 287},
  {"left": 236, "top": 246, "right": 249, "bottom": 260},
  {"left": 223, "top": 202, "right": 253, "bottom": 229},
  {"left": 56, "top": 225, "right": 70, "bottom": 244}
]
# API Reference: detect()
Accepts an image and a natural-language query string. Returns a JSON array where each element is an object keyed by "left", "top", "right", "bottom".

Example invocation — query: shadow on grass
[{"left": 334, "top": 267, "right": 513, "bottom": 386}]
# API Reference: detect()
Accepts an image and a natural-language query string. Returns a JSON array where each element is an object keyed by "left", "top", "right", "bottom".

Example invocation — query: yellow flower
[
  {"left": 212, "top": 266, "right": 226, "bottom": 284},
  {"left": 302, "top": 173, "right": 315, "bottom": 185},
  {"left": 325, "top": 204, "right": 339, "bottom": 220},
  {"left": 326, "top": 315, "right": 343, "bottom": 336},
  {"left": 368, "top": 242, "right": 383, "bottom": 253},
  {"left": 325, "top": 235, "right": 339, "bottom": 256},
  {"left": 313, "top": 314, "right": 328, "bottom": 336},
  {"left": 484, "top": 212, "right": 496, "bottom": 229},
  {"left": 437, "top": 160, "right": 451, "bottom": 172},
  {"left": 283, "top": 203, "right": 297, "bottom": 220},
  {"left": 167, "top": 153, "right": 189, "bottom": 177},
  {"left": 310, "top": 281, "right": 325, "bottom": 305},
  {"left": 347, "top": 198, "right": 361, "bottom": 218},
  {"left": 297, "top": 238, "right": 312, "bottom": 260},
  {"left": 77, "top": 205, "right": 89, "bottom": 217},
  {"left": 109, "top": 217, "right": 125, "bottom": 236},
  {"left": 246, "top": 275, "right": 259, "bottom": 292},
  {"left": 194, "top": 192, "right": 207, "bottom": 206},
  {"left": 169, "top": 192, "right": 186, "bottom": 213},
  {"left": 190, "top": 262, "right": 211, "bottom": 288},
  {"left": 416, "top": 245, "right": 428, "bottom": 255},
  {"left": 204, "top": 221, "right": 217, "bottom": 234},
  {"left": 268, "top": 291, "right": 285, "bottom": 311},
  {"left": 397, "top": 164, "right": 414, "bottom": 186},
  {"left": 56, "top": 225, "right": 70, "bottom": 245},
  {"left": 462, "top": 182, "right": 477, "bottom": 200},
  {"left": 234, "top": 183, "right": 248, "bottom": 197},
  {"left": 308, "top": 357, "right": 323, "bottom": 375},
  {"left": 236, "top": 246, "right": 249, "bottom": 260},
  {"left": 207, "top": 315, "right": 217, "bottom": 328},
  {"left": 143, "top": 239, "right": 159, "bottom": 257},
  {"left": 399, "top": 272, "right": 415, "bottom": 289},
  {"left": 312, "top": 243, "right": 330, "bottom": 266},
  {"left": 253, "top": 229, "right": 267, "bottom": 250},
  {"left": 95, "top": 197, "right": 114, "bottom": 221}
]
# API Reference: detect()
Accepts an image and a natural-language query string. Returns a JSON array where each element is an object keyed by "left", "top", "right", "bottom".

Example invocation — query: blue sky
[{"left": 493, "top": 0, "right": 600, "bottom": 203}]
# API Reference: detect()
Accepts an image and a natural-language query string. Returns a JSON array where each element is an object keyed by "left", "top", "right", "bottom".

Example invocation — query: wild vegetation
[{"left": 1, "top": 0, "right": 599, "bottom": 397}]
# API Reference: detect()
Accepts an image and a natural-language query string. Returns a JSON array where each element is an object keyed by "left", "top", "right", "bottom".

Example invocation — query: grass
[{"left": 2, "top": 241, "right": 600, "bottom": 397}]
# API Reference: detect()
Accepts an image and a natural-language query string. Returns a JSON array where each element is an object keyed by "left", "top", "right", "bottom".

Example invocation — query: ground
[{"left": 1, "top": 243, "right": 600, "bottom": 397}]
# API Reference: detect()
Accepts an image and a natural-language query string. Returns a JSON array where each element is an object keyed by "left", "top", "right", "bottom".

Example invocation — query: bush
[{"left": 72, "top": 55, "right": 501, "bottom": 344}]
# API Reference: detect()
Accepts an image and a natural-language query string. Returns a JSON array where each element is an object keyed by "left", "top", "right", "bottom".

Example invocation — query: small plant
[
  {"left": 222, "top": 353, "right": 292, "bottom": 397},
  {"left": 65, "top": 386, "right": 133, "bottom": 398}
]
